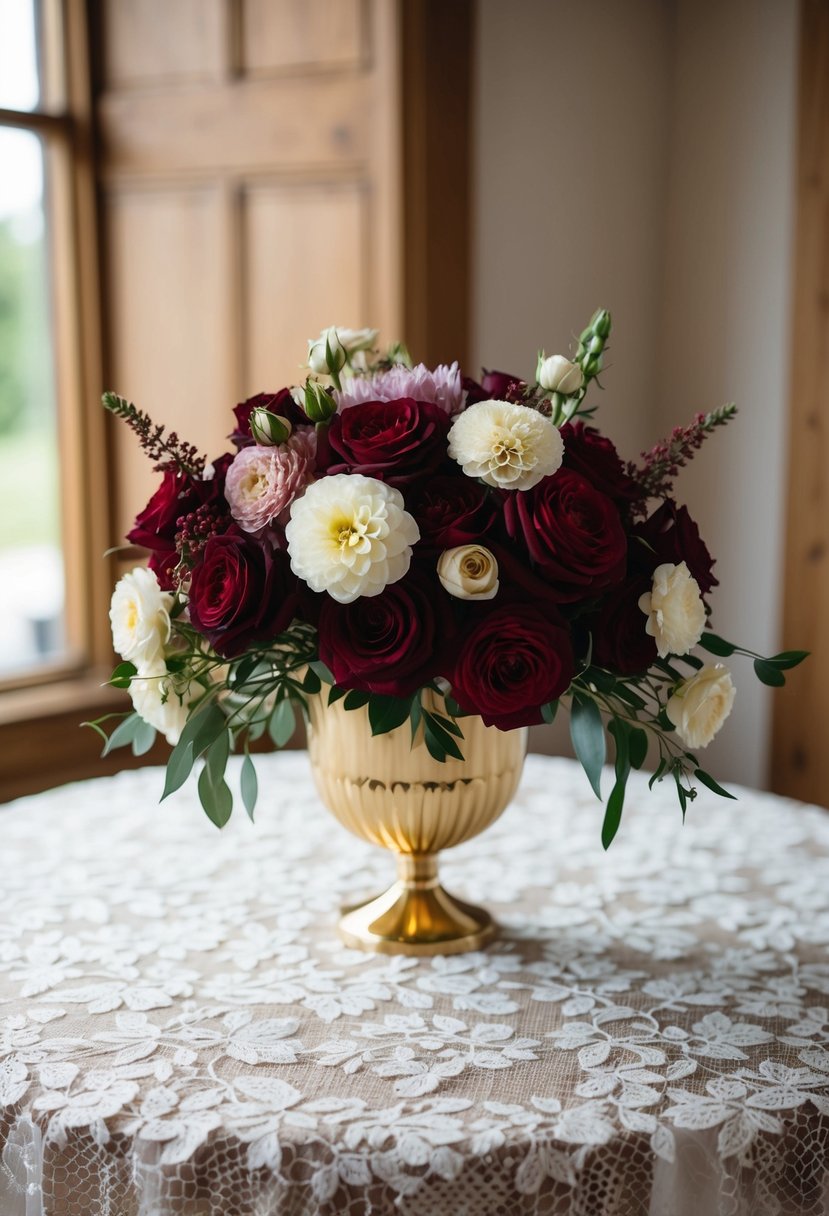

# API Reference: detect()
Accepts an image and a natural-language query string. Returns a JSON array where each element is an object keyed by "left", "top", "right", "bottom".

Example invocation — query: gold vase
[{"left": 306, "top": 692, "right": 528, "bottom": 956}]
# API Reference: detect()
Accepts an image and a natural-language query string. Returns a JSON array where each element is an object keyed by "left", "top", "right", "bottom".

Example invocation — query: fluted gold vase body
[{"left": 307, "top": 694, "right": 528, "bottom": 955}]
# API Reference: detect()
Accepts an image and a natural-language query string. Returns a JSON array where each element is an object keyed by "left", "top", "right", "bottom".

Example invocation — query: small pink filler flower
[{"left": 225, "top": 430, "right": 316, "bottom": 533}]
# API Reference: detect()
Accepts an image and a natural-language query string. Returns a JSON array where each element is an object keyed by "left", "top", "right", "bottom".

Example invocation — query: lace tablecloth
[{"left": 1, "top": 754, "right": 828, "bottom": 1216}]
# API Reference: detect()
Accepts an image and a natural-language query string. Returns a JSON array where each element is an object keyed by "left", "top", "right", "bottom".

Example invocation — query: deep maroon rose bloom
[
  {"left": 560, "top": 421, "right": 643, "bottom": 507},
  {"left": 188, "top": 533, "right": 296, "bottom": 658},
  {"left": 127, "top": 470, "right": 196, "bottom": 552},
  {"left": 322, "top": 397, "right": 450, "bottom": 484},
  {"left": 633, "top": 501, "right": 717, "bottom": 595},
  {"left": 591, "top": 575, "right": 657, "bottom": 675},
  {"left": 318, "top": 569, "right": 453, "bottom": 697},
  {"left": 463, "top": 370, "right": 526, "bottom": 405},
  {"left": 504, "top": 469, "right": 627, "bottom": 602},
  {"left": 450, "top": 603, "right": 575, "bottom": 730},
  {"left": 230, "top": 390, "right": 308, "bottom": 448},
  {"left": 408, "top": 475, "right": 496, "bottom": 547}
]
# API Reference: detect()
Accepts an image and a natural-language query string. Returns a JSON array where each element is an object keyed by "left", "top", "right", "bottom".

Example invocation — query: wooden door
[
  {"left": 772, "top": 0, "right": 829, "bottom": 806},
  {"left": 93, "top": 0, "right": 405, "bottom": 550}
]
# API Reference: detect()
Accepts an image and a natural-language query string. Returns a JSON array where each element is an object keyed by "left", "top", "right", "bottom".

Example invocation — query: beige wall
[{"left": 474, "top": 0, "right": 798, "bottom": 788}]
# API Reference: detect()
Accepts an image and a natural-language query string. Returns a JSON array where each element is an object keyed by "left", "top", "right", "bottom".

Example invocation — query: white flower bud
[
  {"left": 666, "top": 664, "right": 736, "bottom": 749},
  {"left": 308, "top": 326, "right": 346, "bottom": 375},
  {"left": 437, "top": 545, "right": 499, "bottom": 601},
  {"left": 334, "top": 326, "right": 379, "bottom": 354},
  {"left": 536, "top": 353, "right": 585, "bottom": 395},
  {"left": 638, "top": 562, "right": 706, "bottom": 658},
  {"left": 249, "top": 407, "right": 292, "bottom": 446}
]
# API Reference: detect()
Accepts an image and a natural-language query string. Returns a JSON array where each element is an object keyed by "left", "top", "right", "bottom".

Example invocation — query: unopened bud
[
  {"left": 303, "top": 379, "right": 337, "bottom": 423},
  {"left": 308, "top": 326, "right": 346, "bottom": 375},
  {"left": 249, "top": 407, "right": 292, "bottom": 446}
]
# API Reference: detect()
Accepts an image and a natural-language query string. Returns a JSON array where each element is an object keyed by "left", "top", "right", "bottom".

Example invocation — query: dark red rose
[
  {"left": 450, "top": 603, "right": 575, "bottom": 729},
  {"left": 504, "top": 469, "right": 627, "bottom": 602},
  {"left": 188, "top": 533, "right": 297, "bottom": 658},
  {"left": 127, "top": 470, "right": 196, "bottom": 551},
  {"left": 148, "top": 547, "right": 179, "bottom": 592},
  {"left": 633, "top": 501, "right": 717, "bottom": 595},
  {"left": 560, "top": 421, "right": 644, "bottom": 507},
  {"left": 408, "top": 475, "right": 496, "bottom": 548},
  {"left": 318, "top": 568, "right": 453, "bottom": 697},
  {"left": 230, "top": 390, "right": 308, "bottom": 449},
  {"left": 591, "top": 575, "right": 657, "bottom": 675},
  {"left": 463, "top": 370, "right": 526, "bottom": 405},
  {"left": 322, "top": 397, "right": 450, "bottom": 484}
]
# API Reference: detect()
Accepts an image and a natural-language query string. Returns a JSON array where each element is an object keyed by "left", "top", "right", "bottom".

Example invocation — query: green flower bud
[
  {"left": 249, "top": 408, "right": 292, "bottom": 446},
  {"left": 303, "top": 379, "right": 337, "bottom": 423},
  {"left": 307, "top": 326, "right": 347, "bottom": 376}
]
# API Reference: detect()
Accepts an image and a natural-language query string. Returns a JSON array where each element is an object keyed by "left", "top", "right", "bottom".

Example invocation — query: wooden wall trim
[
  {"left": 401, "top": 0, "right": 473, "bottom": 369},
  {"left": 771, "top": 0, "right": 829, "bottom": 806}
]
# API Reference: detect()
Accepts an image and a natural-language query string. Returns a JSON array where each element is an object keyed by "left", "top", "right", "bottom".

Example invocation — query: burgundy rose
[
  {"left": 504, "top": 469, "right": 627, "bottom": 602},
  {"left": 322, "top": 397, "right": 450, "bottom": 484},
  {"left": 188, "top": 532, "right": 297, "bottom": 658},
  {"left": 127, "top": 470, "right": 197, "bottom": 552},
  {"left": 450, "top": 603, "right": 575, "bottom": 730},
  {"left": 633, "top": 501, "right": 717, "bottom": 595},
  {"left": 560, "top": 421, "right": 644, "bottom": 507},
  {"left": 230, "top": 390, "right": 308, "bottom": 449},
  {"left": 463, "top": 369, "right": 526, "bottom": 405},
  {"left": 591, "top": 575, "right": 657, "bottom": 675},
  {"left": 318, "top": 568, "right": 453, "bottom": 697},
  {"left": 408, "top": 475, "right": 496, "bottom": 548}
]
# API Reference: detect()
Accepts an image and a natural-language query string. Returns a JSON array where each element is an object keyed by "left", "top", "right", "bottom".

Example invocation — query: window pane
[
  {"left": 0, "top": 126, "right": 64, "bottom": 676},
  {"left": 0, "top": 0, "right": 40, "bottom": 111}
]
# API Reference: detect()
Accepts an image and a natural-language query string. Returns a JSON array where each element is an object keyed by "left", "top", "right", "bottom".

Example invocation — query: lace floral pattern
[{"left": 0, "top": 755, "right": 828, "bottom": 1214}]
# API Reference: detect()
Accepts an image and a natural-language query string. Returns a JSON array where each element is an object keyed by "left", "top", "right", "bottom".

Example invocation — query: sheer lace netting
[{"left": 0, "top": 755, "right": 828, "bottom": 1215}]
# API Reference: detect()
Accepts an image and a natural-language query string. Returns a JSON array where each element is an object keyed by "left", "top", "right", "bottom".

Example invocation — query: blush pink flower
[
  {"left": 335, "top": 361, "right": 465, "bottom": 414},
  {"left": 224, "top": 429, "right": 316, "bottom": 533}
]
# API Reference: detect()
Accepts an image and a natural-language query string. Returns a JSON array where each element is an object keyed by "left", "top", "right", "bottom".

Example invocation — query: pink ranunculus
[
  {"left": 334, "top": 361, "right": 466, "bottom": 414},
  {"left": 224, "top": 429, "right": 316, "bottom": 534}
]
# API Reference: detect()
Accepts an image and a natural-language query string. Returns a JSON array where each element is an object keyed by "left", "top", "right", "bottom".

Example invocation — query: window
[{"left": 0, "top": 0, "right": 108, "bottom": 690}]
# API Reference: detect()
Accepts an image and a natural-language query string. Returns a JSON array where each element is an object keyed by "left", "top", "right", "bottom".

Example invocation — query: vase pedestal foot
[{"left": 338, "top": 855, "right": 497, "bottom": 956}]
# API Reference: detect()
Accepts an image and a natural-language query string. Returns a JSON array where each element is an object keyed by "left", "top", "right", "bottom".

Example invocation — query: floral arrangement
[{"left": 93, "top": 313, "right": 806, "bottom": 847}]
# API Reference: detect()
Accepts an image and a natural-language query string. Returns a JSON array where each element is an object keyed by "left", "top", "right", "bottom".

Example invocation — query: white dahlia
[
  {"left": 447, "top": 399, "right": 564, "bottom": 490},
  {"left": 109, "top": 566, "right": 172, "bottom": 668},
  {"left": 285, "top": 474, "right": 419, "bottom": 603}
]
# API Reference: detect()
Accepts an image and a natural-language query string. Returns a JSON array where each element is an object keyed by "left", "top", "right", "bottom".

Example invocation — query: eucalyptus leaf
[
  {"left": 161, "top": 741, "right": 195, "bottom": 800},
  {"left": 102, "top": 713, "right": 142, "bottom": 757},
  {"left": 541, "top": 700, "right": 558, "bottom": 725},
  {"left": 268, "top": 699, "right": 296, "bottom": 748},
  {"left": 131, "top": 718, "right": 157, "bottom": 757},
  {"left": 570, "top": 696, "right": 605, "bottom": 800},
  {"left": 694, "top": 768, "right": 737, "bottom": 800},
  {"left": 241, "top": 751, "right": 258, "bottom": 820},
  {"left": 198, "top": 763, "right": 232, "bottom": 828}
]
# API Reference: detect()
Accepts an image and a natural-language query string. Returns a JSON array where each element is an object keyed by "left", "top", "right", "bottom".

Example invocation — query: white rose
[
  {"left": 249, "top": 407, "right": 292, "bottom": 445},
  {"left": 638, "top": 561, "right": 706, "bottom": 658},
  {"left": 285, "top": 473, "right": 419, "bottom": 603},
  {"left": 307, "top": 326, "right": 346, "bottom": 375},
  {"left": 334, "top": 326, "right": 379, "bottom": 354},
  {"left": 536, "top": 353, "right": 584, "bottom": 395},
  {"left": 666, "top": 664, "right": 736, "bottom": 749},
  {"left": 437, "top": 545, "right": 499, "bottom": 601},
  {"left": 128, "top": 660, "right": 193, "bottom": 746},
  {"left": 110, "top": 567, "right": 172, "bottom": 667},
  {"left": 447, "top": 399, "right": 564, "bottom": 491}
]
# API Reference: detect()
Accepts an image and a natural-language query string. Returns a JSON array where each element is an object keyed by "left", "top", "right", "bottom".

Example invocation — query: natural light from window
[{"left": 0, "top": 0, "right": 65, "bottom": 676}]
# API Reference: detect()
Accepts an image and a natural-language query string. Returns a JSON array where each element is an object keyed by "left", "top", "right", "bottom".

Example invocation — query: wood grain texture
[
  {"left": 241, "top": 0, "right": 367, "bottom": 75},
  {"left": 771, "top": 0, "right": 829, "bottom": 806}
]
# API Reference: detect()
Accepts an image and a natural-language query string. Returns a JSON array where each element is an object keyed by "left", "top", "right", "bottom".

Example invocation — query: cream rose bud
[
  {"left": 638, "top": 561, "right": 706, "bottom": 658},
  {"left": 666, "top": 664, "right": 736, "bottom": 749},
  {"left": 447, "top": 399, "right": 564, "bottom": 491},
  {"left": 437, "top": 545, "right": 499, "bottom": 601},
  {"left": 109, "top": 566, "right": 172, "bottom": 667},
  {"left": 335, "top": 326, "right": 379, "bottom": 354},
  {"left": 249, "top": 407, "right": 292, "bottom": 446},
  {"left": 307, "top": 326, "right": 346, "bottom": 375},
  {"left": 536, "top": 353, "right": 584, "bottom": 395}
]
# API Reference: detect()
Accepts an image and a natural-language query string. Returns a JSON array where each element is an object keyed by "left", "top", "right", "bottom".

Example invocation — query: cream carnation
[
  {"left": 110, "top": 566, "right": 172, "bottom": 667},
  {"left": 225, "top": 430, "right": 316, "bottom": 533},
  {"left": 285, "top": 473, "right": 419, "bottom": 603},
  {"left": 128, "top": 660, "right": 193, "bottom": 746},
  {"left": 666, "top": 664, "right": 736, "bottom": 749},
  {"left": 638, "top": 561, "right": 706, "bottom": 658},
  {"left": 437, "top": 545, "right": 499, "bottom": 600},
  {"left": 447, "top": 399, "right": 564, "bottom": 490}
]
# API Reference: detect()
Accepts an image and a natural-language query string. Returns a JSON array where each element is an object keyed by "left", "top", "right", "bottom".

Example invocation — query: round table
[{"left": 1, "top": 754, "right": 828, "bottom": 1216}]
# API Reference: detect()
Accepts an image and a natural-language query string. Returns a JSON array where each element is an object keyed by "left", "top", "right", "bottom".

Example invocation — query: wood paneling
[
  {"left": 771, "top": 0, "right": 829, "bottom": 806},
  {"left": 243, "top": 183, "right": 367, "bottom": 390},
  {"left": 106, "top": 187, "right": 233, "bottom": 539},
  {"left": 241, "top": 0, "right": 367, "bottom": 75},
  {"left": 101, "top": 0, "right": 226, "bottom": 88}
]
